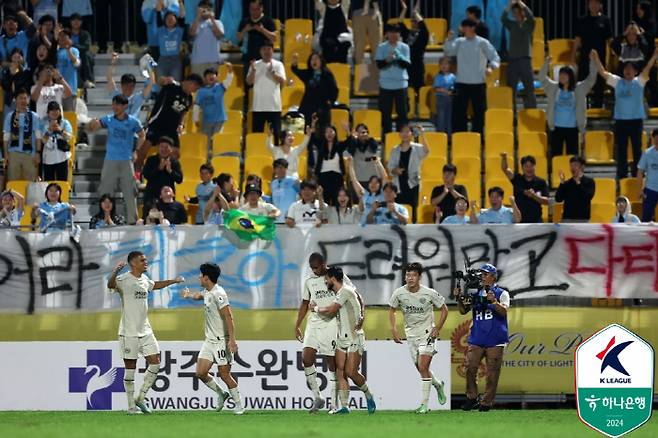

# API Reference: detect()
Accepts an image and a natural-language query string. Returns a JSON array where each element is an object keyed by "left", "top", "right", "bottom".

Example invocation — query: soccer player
[
  {"left": 180, "top": 262, "right": 245, "bottom": 415},
  {"left": 311, "top": 266, "right": 376, "bottom": 414},
  {"left": 389, "top": 262, "right": 449, "bottom": 414},
  {"left": 107, "top": 251, "right": 185, "bottom": 414},
  {"left": 294, "top": 252, "right": 340, "bottom": 413}
]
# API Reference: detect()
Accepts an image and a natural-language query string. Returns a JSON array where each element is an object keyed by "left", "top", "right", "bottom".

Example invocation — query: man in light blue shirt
[
  {"left": 366, "top": 182, "right": 410, "bottom": 225},
  {"left": 638, "top": 128, "right": 658, "bottom": 222},
  {"left": 444, "top": 19, "right": 500, "bottom": 134},
  {"left": 56, "top": 29, "right": 81, "bottom": 111},
  {"left": 0, "top": 12, "right": 35, "bottom": 64},
  {"left": 270, "top": 159, "right": 299, "bottom": 224},
  {"left": 2, "top": 89, "right": 41, "bottom": 181},
  {"left": 471, "top": 187, "right": 521, "bottom": 224},
  {"left": 375, "top": 24, "right": 411, "bottom": 135},
  {"left": 190, "top": 1, "right": 225, "bottom": 75},
  {"left": 107, "top": 52, "right": 156, "bottom": 120},
  {"left": 88, "top": 95, "right": 146, "bottom": 224}
]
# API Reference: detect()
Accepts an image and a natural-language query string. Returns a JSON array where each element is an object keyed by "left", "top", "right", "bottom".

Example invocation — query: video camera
[{"left": 453, "top": 262, "right": 488, "bottom": 308}]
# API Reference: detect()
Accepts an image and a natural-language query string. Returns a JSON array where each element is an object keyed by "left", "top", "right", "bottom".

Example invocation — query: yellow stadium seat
[
  {"left": 620, "top": 177, "right": 641, "bottom": 199},
  {"left": 485, "top": 63, "right": 502, "bottom": 87},
  {"left": 353, "top": 63, "right": 379, "bottom": 97},
  {"left": 327, "top": 63, "right": 350, "bottom": 92},
  {"left": 179, "top": 157, "right": 206, "bottom": 181},
  {"left": 244, "top": 155, "right": 274, "bottom": 183},
  {"left": 518, "top": 132, "right": 547, "bottom": 157},
  {"left": 212, "top": 133, "right": 241, "bottom": 156},
  {"left": 285, "top": 63, "right": 307, "bottom": 88},
  {"left": 486, "top": 86, "right": 513, "bottom": 110},
  {"left": 418, "top": 204, "right": 437, "bottom": 224},
  {"left": 626, "top": 131, "right": 648, "bottom": 162},
  {"left": 273, "top": 19, "right": 281, "bottom": 50},
  {"left": 547, "top": 39, "right": 574, "bottom": 64},
  {"left": 6, "top": 180, "right": 30, "bottom": 198},
  {"left": 459, "top": 179, "right": 482, "bottom": 207},
  {"left": 282, "top": 86, "right": 304, "bottom": 112},
  {"left": 451, "top": 132, "right": 481, "bottom": 159},
  {"left": 63, "top": 111, "right": 78, "bottom": 143},
  {"left": 484, "top": 156, "right": 504, "bottom": 179},
  {"left": 517, "top": 108, "right": 547, "bottom": 132},
  {"left": 337, "top": 86, "right": 349, "bottom": 105},
  {"left": 553, "top": 202, "right": 563, "bottom": 223},
  {"left": 649, "top": 107, "right": 658, "bottom": 118},
  {"left": 418, "top": 86, "right": 436, "bottom": 119},
  {"left": 421, "top": 179, "right": 442, "bottom": 204},
  {"left": 218, "top": 63, "right": 244, "bottom": 89},
  {"left": 424, "top": 64, "right": 440, "bottom": 86},
  {"left": 590, "top": 202, "right": 615, "bottom": 223},
  {"left": 585, "top": 130, "right": 614, "bottom": 164},
  {"left": 521, "top": 156, "right": 548, "bottom": 181},
  {"left": 210, "top": 156, "right": 241, "bottom": 179},
  {"left": 484, "top": 132, "right": 514, "bottom": 158},
  {"left": 384, "top": 132, "right": 399, "bottom": 162},
  {"left": 223, "top": 86, "right": 245, "bottom": 112},
  {"left": 532, "top": 39, "right": 545, "bottom": 71},
  {"left": 551, "top": 155, "right": 573, "bottom": 188},
  {"left": 284, "top": 19, "right": 313, "bottom": 63},
  {"left": 424, "top": 132, "right": 448, "bottom": 159},
  {"left": 425, "top": 18, "right": 448, "bottom": 50},
  {"left": 180, "top": 133, "right": 208, "bottom": 159},
  {"left": 222, "top": 110, "right": 243, "bottom": 136},
  {"left": 484, "top": 178, "right": 514, "bottom": 208},
  {"left": 452, "top": 156, "right": 481, "bottom": 182},
  {"left": 485, "top": 109, "right": 513, "bottom": 135},
  {"left": 177, "top": 180, "right": 198, "bottom": 199},
  {"left": 330, "top": 109, "right": 350, "bottom": 141},
  {"left": 353, "top": 109, "right": 382, "bottom": 141},
  {"left": 534, "top": 17, "right": 545, "bottom": 42},
  {"left": 421, "top": 157, "right": 447, "bottom": 180},
  {"left": 587, "top": 108, "right": 612, "bottom": 119},
  {"left": 246, "top": 133, "right": 270, "bottom": 156},
  {"left": 593, "top": 178, "right": 616, "bottom": 204}
]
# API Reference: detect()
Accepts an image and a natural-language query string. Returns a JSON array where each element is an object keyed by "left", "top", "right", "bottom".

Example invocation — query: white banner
[
  {"left": 0, "top": 341, "right": 451, "bottom": 411},
  {"left": 0, "top": 223, "right": 657, "bottom": 313}
]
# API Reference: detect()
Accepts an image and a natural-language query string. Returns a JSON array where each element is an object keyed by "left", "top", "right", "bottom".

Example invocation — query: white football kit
[
  {"left": 198, "top": 284, "right": 233, "bottom": 366},
  {"left": 334, "top": 284, "right": 366, "bottom": 354}
]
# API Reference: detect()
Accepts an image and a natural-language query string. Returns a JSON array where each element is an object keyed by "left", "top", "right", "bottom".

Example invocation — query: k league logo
[{"left": 68, "top": 350, "right": 125, "bottom": 410}]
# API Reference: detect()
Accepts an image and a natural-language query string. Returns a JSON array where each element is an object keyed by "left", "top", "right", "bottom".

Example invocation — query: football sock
[
  {"left": 124, "top": 368, "right": 135, "bottom": 409},
  {"left": 229, "top": 387, "right": 243, "bottom": 409},
  {"left": 421, "top": 378, "right": 432, "bottom": 406},
  {"left": 430, "top": 371, "right": 442, "bottom": 389},
  {"left": 138, "top": 364, "right": 160, "bottom": 400},
  {"left": 358, "top": 383, "right": 373, "bottom": 400},
  {"left": 203, "top": 377, "right": 221, "bottom": 394},
  {"left": 339, "top": 390, "right": 349, "bottom": 408},
  {"left": 329, "top": 371, "right": 338, "bottom": 410},
  {"left": 304, "top": 366, "right": 321, "bottom": 399}
]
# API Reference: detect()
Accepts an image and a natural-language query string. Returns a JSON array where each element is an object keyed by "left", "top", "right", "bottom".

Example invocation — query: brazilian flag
[{"left": 223, "top": 209, "right": 276, "bottom": 241}]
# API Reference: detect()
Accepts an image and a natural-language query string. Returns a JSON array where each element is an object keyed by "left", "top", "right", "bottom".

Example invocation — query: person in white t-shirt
[
  {"left": 30, "top": 65, "right": 73, "bottom": 118},
  {"left": 246, "top": 41, "right": 286, "bottom": 140},
  {"left": 239, "top": 183, "right": 280, "bottom": 217},
  {"left": 189, "top": 0, "right": 225, "bottom": 75},
  {"left": 107, "top": 251, "right": 185, "bottom": 415},
  {"left": 286, "top": 180, "right": 326, "bottom": 227},
  {"left": 180, "top": 262, "right": 245, "bottom": 415}
]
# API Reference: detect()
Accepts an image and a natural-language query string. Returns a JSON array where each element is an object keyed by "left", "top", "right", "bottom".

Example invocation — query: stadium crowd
[{"left": 0, "top": 0, "right": 657, "bottom": 232}]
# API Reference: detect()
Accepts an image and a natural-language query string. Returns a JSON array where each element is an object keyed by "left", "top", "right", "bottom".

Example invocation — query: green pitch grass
[{"left": 0, "top": 410, "right": 656, "bottom": 438}]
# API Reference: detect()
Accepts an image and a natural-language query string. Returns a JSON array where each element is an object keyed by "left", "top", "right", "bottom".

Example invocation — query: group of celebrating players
[{"left": 108, "top": 251, "right": 450, "bottom": 415}]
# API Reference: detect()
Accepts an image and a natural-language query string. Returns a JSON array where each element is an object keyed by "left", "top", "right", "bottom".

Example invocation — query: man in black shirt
[
  {"left": 141, "top": 136, "right": 183, "bottom": 215},
  {"left": 430, "top": 163, "right": 468, "bottom": 222},
  {"left": 137, "top": 74, "right": 203, "bottom": 170},
  {"left": 572, "top": 0, "right": 612, "bottom": 108},
  {"left": 555, "top": 155, "right": 596, "bottom": 222},
  {"left": 467, "top": 5, "right": 490, "bottom": 40},
  {"left": 237, "top": 0, "right": 277, "bottom": 67},
  {"left": 501, "top": 153, "right": 548, "bottom": 223}
]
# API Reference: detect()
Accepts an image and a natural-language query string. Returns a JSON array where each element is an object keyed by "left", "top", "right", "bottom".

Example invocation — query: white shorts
[
  {"left": 119, "top": 333, "right": 159, "bottom": 360},
  {"left": 337, "top": 331, "right": 366, "bottom": 355},
  {"left": 198, "top": 339, "right": 233, "bottom": 366},
  {"left": 303, "top": 324, "right": 337, "bottom": 356},
  {"left": 408, "top": 334, "right": 437, "bottom": 364}
]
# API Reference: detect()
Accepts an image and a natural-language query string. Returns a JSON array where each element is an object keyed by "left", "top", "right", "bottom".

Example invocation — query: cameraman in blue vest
[{"left": 455, "top": 263, "right": 510, "bottom": 412}]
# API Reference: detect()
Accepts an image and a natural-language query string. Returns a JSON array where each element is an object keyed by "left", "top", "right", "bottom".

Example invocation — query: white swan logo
[
  {"left": 84, "top": 366, "right": 119, "bottom": 408},
  {"left": 69, "top": 350, "right": 125, "bottom": 410}
]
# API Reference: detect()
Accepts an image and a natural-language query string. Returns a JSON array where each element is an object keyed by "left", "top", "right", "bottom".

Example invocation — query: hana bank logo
[{"left": 68, "top": 350, "right": 125, "bottom": 410}]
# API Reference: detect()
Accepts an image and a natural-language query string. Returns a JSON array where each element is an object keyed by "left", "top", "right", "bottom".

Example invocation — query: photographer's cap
[{"left": 479, "top": 263, "right": 497, "bottom": 275}]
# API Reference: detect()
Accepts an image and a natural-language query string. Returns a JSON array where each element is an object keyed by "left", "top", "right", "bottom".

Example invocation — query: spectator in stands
[
  {"left": 183, "top": 163, "right": 216, "bottom": 224},
  {"left": 611, "top": 22, "right": 651, "bottom": 76},
  {"left": 398, "top": 1, "right": 429, "bottom": 94},
  {"left": 611, "top": 196, "right": 641, "bottom": 224},
  {"left": 138, "top": 73, "right": 202, "bottom": 167},
  {"left": 0, "top": 189, "right": 24, "bottom": 227},
  {"left": 32, "top": 0, "right": 58, "bottom": 24},
  {"left": 352, "top": 0, "right": 382, "bottom": 64},
  {"left": 638, "top": 128, "right": 658, "bottom": 222},
  {"left": 540, "top": 53, "right": 597, "bottom": 157},
  {"left": 592, "top": 48, "right": 658, "bottom": 179},
  {"left": 344, "top": 122, "right": 381, "bottom": 188},
  {"left": 387, "top": 124, "right": 429, "bottom": 217},
  {"left": 29, "top": 41, "right": 56, "bottom": 71},
  {"left": 190, "top": 0, "right": 225, "bottom": 75},
  {"left": 267, "top": 127, "right": 309, "bottom": 179},
  {"left": 28, "top": 15, "right": 56, "bottom": 67},
  {"left": 470, "top": 187, "right": 521, "bottom": 224},
  {"left": 444, "top": 19, "right": 500, "bottom": 135},
  {"left": 193, "top": 64, "right": 233, "bottom": 152},
  {"left": 214, "top": 172, "right": 240, "bottom": 209},
  {"left": 291, "top": 52, "right": 338, "bottom": 129},
  {"left": 311, "top": 124, "right": 346, "bottom": 206},
  {"left": 571, "top": 0, "right": 612, "bottom": 108},
  {"left": 88, "top": 94, "right": 145, "bottom": 225},
  {"left": 320, "top": 186, "right": 361, "bottom": 225},
  {"left": 55, "top": 28, "right": 80, "bottom": 110},
  {"left": 442, "top": 197, "right": 472, "bottom": 224},
  {"left": 634, "top": 1, "right": 657, "bottom": 107},
  {"left": 286, "top": 179, "right": 324, "bottom": 227},
  {"left": 31, "top": 64, "right": 72, "bottom": 118},
  {"left": 152, "top": 185, "right": 188, "bottom": 224},
  {"left": 61, "top": 1, "right": 92, "bottom": 27},
  {"left": 204, "top": 185, "right": 230, "bottom": 225},
  {"left": 0, "top": 12, "right": 36, "bottom": 64},
  {"left": 237, "top": 0, "right": 276, "bottom": 68},
  {"left": 69, "top": 13, "right": 94, "bottom": 89},
  {"left": 240, "top": 183, "right": 280, "bottom": 218},
  {"left": 142, "top": 0, "right": 180, "bottom": 60},
  {"left": 466, "top": 5, "right": 489, "bottom": 40},
  {"left": 32, "top": 182, "right": 76, "bottom": 232},
  {"left": 554, "top": 155, "right": 595, "bottom": 223},
  {"left": 366, "top": 182, "right": 409, "bottom": 225},
  {"left": 501, "top": 153, "right": 549, "bottom": 223},
  {"left": 107, "top": 53, "right": 156, "bottom": 119},
  {"left": 40, "top": 101, "right": 72, "bottom": 181},
  {"left": 3, "top": 88, "right": 41, "bottom": 181},
  {"left": 142, "top": 136, "right": 183, "bottom": 212},
  {"left": 1, "top": 48, "right": 33, "bottom": 111},
  {"left": 155, "top": 4, "right": 186, "bottom": 81},
  {"left": 270, "top": 158, "right": 299, "bottom": 224},
  {"left": 501, "top": 1, "right": 536, "bottom": 109},
  {"left": 375, "top": 24, "right": 410, "bottom": 135},
  {"left": 430, "top": 163, "right": 468, "bottom": 223},
  {"left": 346, "top": 155, "right": 385, "bottom": 223},
  {"left": 316, "top": 0, "right": 350, "bottom": 64},
  {"left": 89, "top": 194, "right": 126, "bottom": 229},
  {"left": 433, "top": 57, "right": 455, "bottom": 138},
  {"left": 246, "top": 42, "right": 285, "bottom": 140},
  {"left": 96, "top": 0, "right": 124, "bottom": 54}
]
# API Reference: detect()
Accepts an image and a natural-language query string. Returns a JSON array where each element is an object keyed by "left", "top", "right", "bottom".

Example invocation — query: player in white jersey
[
  {"left": 180, "top": 262, "right": 245, "bottom": 415},
  {"left": 311, "top": 266, "right": 376, "bottom": 415},
  {"left": 294, "top": 252, "right": 343, "bottom": 413},
  {"left": 107, "top": 251, "right": 185, "bottom": 414},
  {"left": 388, "top": 262, "right": 449, "bottom": 414}
]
